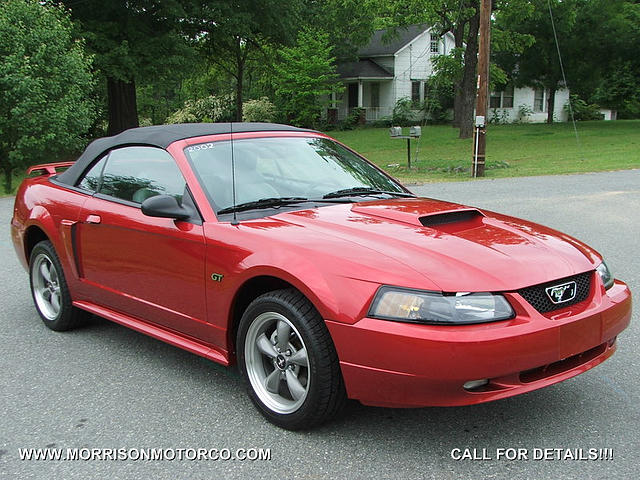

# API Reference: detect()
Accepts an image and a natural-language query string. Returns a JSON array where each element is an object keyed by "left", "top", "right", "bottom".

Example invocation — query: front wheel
[{"left": 237, "top": 289, "right": 346, "bottom": 430}]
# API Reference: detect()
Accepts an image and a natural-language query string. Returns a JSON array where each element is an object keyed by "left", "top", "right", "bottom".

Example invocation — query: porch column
[{"left": 357, "top": 80, "right": 363, "bottom": 108}]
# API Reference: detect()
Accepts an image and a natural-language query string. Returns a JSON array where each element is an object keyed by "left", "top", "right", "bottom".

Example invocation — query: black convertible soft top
[{"left": 56, "top": 122, "right": 310, "bottom": 186}]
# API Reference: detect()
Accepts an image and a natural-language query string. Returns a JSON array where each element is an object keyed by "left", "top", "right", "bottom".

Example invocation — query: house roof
[
  {"left": 357, "top": 24, "right": 429, "bottom": 56},
  {"left": 56, "top": 123, "right": 310, "bottom": 185},
  {"left": 336, "top": 59, "right": 394, "bottom": 80}
]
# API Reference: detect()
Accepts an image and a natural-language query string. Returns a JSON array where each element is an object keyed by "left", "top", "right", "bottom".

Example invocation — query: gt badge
[{"left": 211, "top": 273, "right": 224, "bottom": 282}]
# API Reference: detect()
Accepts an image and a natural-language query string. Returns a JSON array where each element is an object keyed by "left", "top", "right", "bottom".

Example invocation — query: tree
[
  {"left": 63, "top": 0, "right": 191, "bottom": 135},
  {"left": 186, "top": 0, "right": 303, "bottom": 121},
  {"left": 576, "top": 0, "right": 640, "bottom": 117},
  {"left": 377, "top": 0, "right": 533, "bottom": 137},
  {"left": 0, "top": 0, "right": 95, "bottom": 192},
  {"left": 373, "top": 0, "right": 479, "bottom": 137},
  {"left": 302, "top": 0, "right": 378, "bottom": 58},
  {"left": 272, "top": 29, "right": 342, "bottom": 128},
  {"left": 495, "top": 0, "right": 579, "bottom": 124}
]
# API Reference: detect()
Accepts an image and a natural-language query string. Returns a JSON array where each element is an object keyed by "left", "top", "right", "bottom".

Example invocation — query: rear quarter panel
[{"left": 11, "top": 177, "right": 88, "bottom": 286}]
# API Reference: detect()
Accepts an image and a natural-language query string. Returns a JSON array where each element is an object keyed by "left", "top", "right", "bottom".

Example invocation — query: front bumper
[{"left": 327, "top": 278, "right": 631, "bottom": 408}]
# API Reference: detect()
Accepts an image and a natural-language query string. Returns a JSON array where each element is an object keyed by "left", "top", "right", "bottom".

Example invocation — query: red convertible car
[{"left": 11, "top": 123, "right": 631, "bottom": 429}]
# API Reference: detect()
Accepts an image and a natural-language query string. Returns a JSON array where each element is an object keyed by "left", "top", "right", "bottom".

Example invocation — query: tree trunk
[
  {"left": 546, "top": 86, "right": 556, "bottom": 124},
  {"left": 451, "top": 22, "right": 466, "bottom": 128},
  {"left": 235, "top": 62, "right": 244, "bottom": 122},
  {"left": 233, "top": 36, "right": 246, "bottom": 122},
  {"left": 458, "top": 12, "right": 480, "bottom": 139},
  {"left": 107, "top": 77, "right": 139, "bottom": 136},
  {"left": 3, "top": 167, "right": 11, "bottom": 194}
]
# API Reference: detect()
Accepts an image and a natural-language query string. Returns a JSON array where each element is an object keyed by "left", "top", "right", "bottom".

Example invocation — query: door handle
[{"left": 86, "top": 214, "right": 101, "bottom": 224}]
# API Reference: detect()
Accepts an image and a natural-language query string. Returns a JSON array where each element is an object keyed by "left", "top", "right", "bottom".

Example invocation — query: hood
[{"left": 275, "top": 198, "right": 600, "bottom": 292}]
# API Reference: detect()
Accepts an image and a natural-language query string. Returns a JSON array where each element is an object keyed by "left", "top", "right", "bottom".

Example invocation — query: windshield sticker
[{"left": 186, "top": 143, "right": 215, "bottom": 153}]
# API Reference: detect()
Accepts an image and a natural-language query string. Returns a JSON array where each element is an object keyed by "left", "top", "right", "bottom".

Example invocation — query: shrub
[
  {"left": 166, "top": 94, "right": 234, "bottom": 124},
  {"left": 338, "top": 107, "right": 366, "bottom": 130},
  {"left": 391, "top": 97, "right": 415, "bottom": 126},
  {"left": 489, "top": 108, "right": 510, "bottom": 124},
  {"left": 516, "top": 104, "right": 534, "bottom": 123},
  {"left": 421, "top": 77, "right": 454, "bottom": 124},
  {"left": 565, "top": 94, "right": 603, "bottom": 121},
  {"left": 242, "top": 97, "right": 277, "bottom": 123}
]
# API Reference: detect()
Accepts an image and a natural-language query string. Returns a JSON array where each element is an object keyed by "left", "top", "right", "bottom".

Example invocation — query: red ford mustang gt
[{"left": 11, "top": 123, "right": 631, "bottom": 429}]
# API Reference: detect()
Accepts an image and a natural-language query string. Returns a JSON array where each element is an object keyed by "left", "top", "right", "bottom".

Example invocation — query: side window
[
  {"left": 98, "top": 147, "right": 186, "bottom": 204},
  {"left": 77, "top": 155, "right": 108, "bottom": 192}
]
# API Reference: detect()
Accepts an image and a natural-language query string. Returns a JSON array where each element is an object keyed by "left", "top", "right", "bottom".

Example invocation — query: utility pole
[{"left": 472, "top": 0, "right": 491, "bottom": 178}]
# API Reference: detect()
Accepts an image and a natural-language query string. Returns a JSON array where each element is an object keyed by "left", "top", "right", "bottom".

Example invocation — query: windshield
[{"left": 184, "top": 136, "right": 406, "bottom": 212}]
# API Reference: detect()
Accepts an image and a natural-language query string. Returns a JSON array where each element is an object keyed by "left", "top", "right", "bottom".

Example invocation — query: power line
[{"left": 547, "top": 0, "right": 580, "bottom": 147}]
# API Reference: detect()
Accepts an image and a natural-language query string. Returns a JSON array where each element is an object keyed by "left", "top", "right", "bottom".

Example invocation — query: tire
[
  {"left": 237, "top": 288, "right": 346, "bottom": 430},
  {"left": 29, "top": 240, "right": 86, "bottom": 331}
]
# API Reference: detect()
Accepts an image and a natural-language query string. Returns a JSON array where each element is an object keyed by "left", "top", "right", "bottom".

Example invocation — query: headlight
[
  {"left": 369, "top": 286, "right": 515, "bottom": 325},
  {"left": 596, "top": 261, "right": 614, "bottom": 290}
]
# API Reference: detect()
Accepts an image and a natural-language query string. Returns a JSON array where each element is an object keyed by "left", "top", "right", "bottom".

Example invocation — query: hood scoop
[
  {"left": 419, "top": 209, "right": 484, "bottom": 230},
  {"left": 350, "top": 199, "right": 485, "bottom": 231}
]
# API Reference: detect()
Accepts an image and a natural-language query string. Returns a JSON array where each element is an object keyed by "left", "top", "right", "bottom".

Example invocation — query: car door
[{"left": 75, "top": 146, "right": 210, "bottom": 341}]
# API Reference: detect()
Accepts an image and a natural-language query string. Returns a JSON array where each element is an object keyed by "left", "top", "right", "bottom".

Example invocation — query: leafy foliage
[
  {"left": 0, "top": 0, "right": 95, "bottom": 192},
  {"left": 339, "top": 108, "right": 366, "bottom": 131},
  {"left": 166, "top": 95, "right": 234, "bottom": 124},
  {"left": 186, "top": 0, "right": 303, "bottom": 121},
  {"left": 592, "top": 61, "right": 640, "bottom": 118},
  {"left": 421, "top": 59, "right": 455, "bottom": 124},
  {"left": 494, "top": 0, "right": 581, "bottom": 122},
  {"left": 272, "top": 28, "right": 342, "bottom": 128},
  {"left": 391, "top": 98, "right": 415, "bottom": 127},
  {"left": 565, "top": 95, "right": 603, "bottom": 121},
  {"left": 63, "top": 0, "right": 191, "bottom": 134},
  {"left": 517, "top": 104, "right": 534, "bottom": 123},
  {"left": 242, "top": 97, "right": 277, "bottom": 123},
  {"left": 302, "top": 0, "right": 377, "bottom": 58}
]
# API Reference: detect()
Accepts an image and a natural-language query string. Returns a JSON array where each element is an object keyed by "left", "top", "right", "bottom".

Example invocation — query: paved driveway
[{"left": 2, "top": 170, "right": 638, "bottom": 479}]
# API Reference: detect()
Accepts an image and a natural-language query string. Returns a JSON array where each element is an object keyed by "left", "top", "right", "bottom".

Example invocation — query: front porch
[
  {"left": 329, "top": 79, "right": 394, "bottom": 123},
  {"left": 329, "top": 59, "right": 395, "bottom": 124}
]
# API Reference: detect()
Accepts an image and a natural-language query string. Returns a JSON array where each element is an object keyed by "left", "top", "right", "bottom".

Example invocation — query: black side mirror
[{"left": 141, "top": 194, "right": 190, "bottom": 220}]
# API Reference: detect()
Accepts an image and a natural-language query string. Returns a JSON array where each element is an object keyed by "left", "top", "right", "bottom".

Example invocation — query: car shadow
[{"left": 73, "top": 313, "right": 619, "bottom": 447}]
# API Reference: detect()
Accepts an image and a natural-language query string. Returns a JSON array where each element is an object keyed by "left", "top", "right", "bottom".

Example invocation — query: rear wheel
[
  {"left": 237, "top": 288, "right": 346, "bottom": 430},
  {"left": 29, "top": 240, "right": 86, "bottom": 331}
]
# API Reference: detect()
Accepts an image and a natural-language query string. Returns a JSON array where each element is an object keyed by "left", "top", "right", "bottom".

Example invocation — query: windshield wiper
[
  {"left": 218, "top": 197, "right": 309, "bottom": 214},
  {"left": 217, "top": 196, "right": 354, "bottom": 214},
  {"left": 323, "top": 187, "right": 416, "bottom": 199}
]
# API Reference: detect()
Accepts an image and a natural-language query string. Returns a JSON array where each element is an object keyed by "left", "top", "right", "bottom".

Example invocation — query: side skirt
[{"left": 73, "top": 300, "right": 229, "bottom": 366}]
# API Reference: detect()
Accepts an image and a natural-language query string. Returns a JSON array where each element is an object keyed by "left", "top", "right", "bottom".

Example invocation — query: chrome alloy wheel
[
  {"left": 31, "top": 253, "right": 62, "bottom": 321},
  {"left": 244, "top": 312, "right": 310, "bottom": 414}
]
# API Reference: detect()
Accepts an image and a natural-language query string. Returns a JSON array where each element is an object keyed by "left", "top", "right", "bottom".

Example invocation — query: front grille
[{"left": 518, "top": 271, "right": 592, "bottom": 314}]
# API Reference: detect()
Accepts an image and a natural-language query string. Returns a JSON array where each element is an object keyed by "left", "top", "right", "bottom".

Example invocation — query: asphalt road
[{"left": 2, "top": 170, "right": 639, "bottom": 480}]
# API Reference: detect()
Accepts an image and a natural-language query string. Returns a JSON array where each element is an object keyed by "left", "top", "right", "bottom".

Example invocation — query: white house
[
  {"left": 488, "top": 85, "right": 569, "bottom": 123},
  {"left": 329, "top": 25, "right": 569, "bottom": 124}
]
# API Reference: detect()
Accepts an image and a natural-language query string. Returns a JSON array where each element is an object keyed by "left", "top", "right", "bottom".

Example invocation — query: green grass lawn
[
  {"left": 327, "top": 120, "right": 640, "bottom": 184},
  {"left": 2, "top": 120, "right": 638, "bottom": 197}
]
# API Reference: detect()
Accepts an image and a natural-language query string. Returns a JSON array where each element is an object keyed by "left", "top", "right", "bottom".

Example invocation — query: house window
[
  {"left": 490, "top": 84, "right": 514, "bottom": 108},
  {"left": 370, "top": 83, "right": 380, "bottom": 108},
  {"left": 534, "top": 88, "right": 545, "bottom": 112},
  {"left": 411, "top": 81, "right": 421, "bottom": 106},
  {"left": 430, "top": 33, "right": 440, "bottom": 54},
  {"left": 489, "top": 91, "right": 502, "bottom": 109},
  {"left": 503, "top": 85, "right": 514, "bottom": 108}
]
